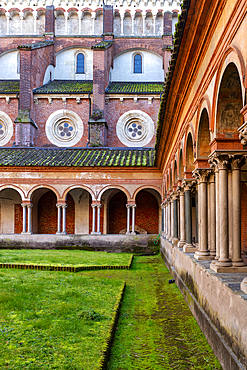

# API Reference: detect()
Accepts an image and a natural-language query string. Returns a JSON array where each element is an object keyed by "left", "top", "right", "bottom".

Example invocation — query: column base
[
  {"left": 241, "top": 278, "right": 247, "bottom": 294},
  {"left": 232, "top": 260, "right": 246, "bottom": 267},
  {"left": 210, "top": 264, "right": 247, "bottom": 273},
  {"left": 21, "top": 231, "right": 27, "bottom": 234},
  {"left": 183, "top": 244, "right": 198, "bottom": 253},
  {"left": 169, "top": 237, "right": 173, "bottom": 242},
  {"left": 210, "top": 251, "right": 216, "bottom": 257},
  {"left": 125, "top": 231, "right": 131, "bottom": 235},
  {"left": 95, "top": 232, "right": 102, "bottom": 235},
  {"left": 56, "top": 231, "right": 62, "bottom": 235},
  {"left": 91, "top": 231, "right": 98, "bottom": 235},
  {"left": 61, "top": 231, "right": 67, "bottom": 235},
  {"left": 177, "top": 241, "right": 186, "bottom": 248},
  {"left": 131, "top": 231, "right": 136, "bottom": 235},
  {"left": 25, "top": 232, "right": 33, "bottom": 235},
  {"left": 194, "top": 253, "right": 215, "bottom": 261},
  {"left": 172, "top": 238, "right": 179, "bottom": 246}
]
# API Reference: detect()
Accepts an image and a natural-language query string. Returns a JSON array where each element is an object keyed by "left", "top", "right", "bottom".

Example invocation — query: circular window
[
  {"left": 0, "top": 112, "right": 13, "bottom": 146},
  {"left": 116, "top": 110, "right": 154, "bottom": 147},
  {"left": 46, "top": 110, "right": 83, "bottom": 147}
]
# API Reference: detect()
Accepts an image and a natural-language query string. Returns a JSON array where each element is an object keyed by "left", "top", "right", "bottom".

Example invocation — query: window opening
[
  {"left": 76, "top": 53, "right": 84, "bottom": 74},
  {"left": 134, "top": 54, "right": 142, "bottom": 73}
]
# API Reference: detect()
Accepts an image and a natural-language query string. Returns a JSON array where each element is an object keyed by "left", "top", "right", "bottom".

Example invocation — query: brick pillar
[
  {"left": 103, "top": 5, "right": 113, "bottom": 34},
  {"left": 163, "top": 11, "right": 172, "bottom": 36},
  {"left": 14, "top": 47, "right": 37, "bottom": 147},
  {"left": 45, "top": 5, "right": 55, "bottom": 39}
]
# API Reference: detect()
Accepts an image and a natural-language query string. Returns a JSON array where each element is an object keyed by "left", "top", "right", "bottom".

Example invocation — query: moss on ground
[{"left": 83, "top": 254, "right": 222, "bottom": 369}]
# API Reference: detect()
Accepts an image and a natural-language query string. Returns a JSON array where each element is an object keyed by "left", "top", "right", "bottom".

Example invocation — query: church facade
[{"left": 0, "top": 0, "right": 179, "bottom": 236}]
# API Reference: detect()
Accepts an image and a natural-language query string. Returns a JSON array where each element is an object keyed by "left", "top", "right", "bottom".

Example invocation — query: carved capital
[
  {"left": 193, "top": 169, "right": 211, "bottom": 183},
  {"left": 238, "top": 121, "right": 247, "bottom": 146},
  {"left": 181, "top": 179, "right": 196, "bottom": 191},
  {"left": 209, "top": 153, "right": 229, "bottom": 170}
]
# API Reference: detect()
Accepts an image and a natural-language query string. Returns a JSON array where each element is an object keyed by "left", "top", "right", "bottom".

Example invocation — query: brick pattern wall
[
  {"left": 105, "top": 98, "right": 160, "bottom": 147},
  {"left": 104, "top": 6, "right": 113, "bottom": 33},
  {"left": 19, "top": 50, "right": 32, "bottom": 111},
  {"left": 45, "top": 6, "right": 55, "bottom": 34},
  {"left": 109, "top": 192, "right": 127, "bottom": 234},
  {"left": 241, "top": 183, "right": 247, "bottom": 251},
  {"left": 164, "top": 11, "right": 172, "bottom": 35},
  {"left": 135, "top": 190, "right": 159, "bottom": 234},
  {"left": 14, "top": 204, "right": 24, "bottom": 234},
  {"left": 38, "top": 191, "right": 75, "bottom": 234}
]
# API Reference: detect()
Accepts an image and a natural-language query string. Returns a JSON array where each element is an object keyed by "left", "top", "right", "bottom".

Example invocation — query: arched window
[
  {"left": 76, "top": 53, "right": 84, "bottom": 74},
  {"left": 134, "top": 54, "right": 142, "bottom": 73}
]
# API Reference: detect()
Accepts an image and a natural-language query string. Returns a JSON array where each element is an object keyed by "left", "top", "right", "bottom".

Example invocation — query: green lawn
[
  {"left": 0, "top": 249, "right": 132, "bottom": 268},
  {"left": 0, "top": 269, "right": 124, "bottom": 369}
]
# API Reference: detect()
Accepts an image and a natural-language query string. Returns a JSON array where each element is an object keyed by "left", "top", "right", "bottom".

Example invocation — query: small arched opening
[{"left": 0, "top": 188, "right": 22, "bottom": 234}]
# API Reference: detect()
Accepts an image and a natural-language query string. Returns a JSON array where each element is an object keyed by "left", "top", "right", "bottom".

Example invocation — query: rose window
[
  {"left": 124, "top": 119, "right": 147, "bottom": 142},
  {"left": 53, "top": 119, "right": 77, "bottom": 142},
  {"left": 0, "top": 120, "right": 7, "bottom": 142}
]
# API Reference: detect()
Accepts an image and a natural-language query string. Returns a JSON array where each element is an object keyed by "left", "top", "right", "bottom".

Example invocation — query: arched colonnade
[
  {"left": 162, "top": 48, "right": 247, "bottom": 271},
  {"left": 0, "top": 184, "right": 161, "bottom": 235}
]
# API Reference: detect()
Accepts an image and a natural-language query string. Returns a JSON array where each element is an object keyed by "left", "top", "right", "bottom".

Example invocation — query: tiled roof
[
  {"left": 33, "top": 80, "right": 93, "bottom": 94},
  {"left": 0, "top": 80, "right": 20, "bottom": 94},
  {"left": 91, "top": 40, "right": 114, "bottom": 50},
  {"left": 18, "top": 41, "right": 54, "bottom": 50},
  {"left": 105, "top": 82, "right": 164, "bottom": 94},
  {"left": 0, "top": 148, "right": 155, "bottom": 167}
]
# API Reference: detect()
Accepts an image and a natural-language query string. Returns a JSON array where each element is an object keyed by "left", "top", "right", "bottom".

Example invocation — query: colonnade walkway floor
[{"left": 81, "top": 254, "right": 222, "bottom": 369}]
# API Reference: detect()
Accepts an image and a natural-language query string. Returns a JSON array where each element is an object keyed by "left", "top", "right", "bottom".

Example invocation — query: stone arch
[
  {"left": 28, "top": 185, "right": 60, "bottom": 201},
  {"left": 23, "top": 9, "right": 34, "bottom": 34},
  {"left": 30, "top": 187, "right": 59, "bottom": 234},
  {"left": 215, "top": 62, "right": 243, "bottom": 136},
  {"left": 36, "top": 9, "right": 45, "bottom": 35},
  {"left": 185, "top": 132, "right": 194, "bottom": 172},
  {"left": 62, "top": 185, "right": 95, "bottom": 201},
  {"left": 135, "top": 188, "right": 161, "bottom": 234},
  {"left": 196, "top": 108, "right": 211, "bottom": 159},
  {"left": 0, "top": 184, "right": 25, "bottom": 200},
  {"left": 0, "top": 187, "right": 23, "bottom": 234},
  {"left": 55, "top": 9, "right": 65, "bottom": 35},
  {"left": 174, "top": 159, "right": 178, "bottom": 184},
  {"left": 133, "top": 185, "right": 162, "bottom": 202},
  {"left": 108, "top": 189, "right": 128, "bottom": 234},
  {"left": 98, "top": 185, "right": 131, "bottom": 202},
  {"left": 123, "top": 11, "right": 132, "bottom": 36},
  {"left": 179, "top": 147, "right": 184, "bottom": 179},
  {"left": 0, "top": 10, "right": 7, "bottom": 35},
  {"left": 212, "top": 46, "right": 245, "bottom": 134}
]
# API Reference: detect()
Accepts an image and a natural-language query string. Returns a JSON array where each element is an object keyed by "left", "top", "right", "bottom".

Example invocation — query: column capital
[
  {"left": 26, "top": 203, "right": 33, "bottom": 208},
  {"left": 208, "top": 153, "right": 230, "bottom": 170},
  {"left": 238, "top": 120, "right": 247, "bottom": 146},
  {"left": 62, "top": 204, "right": 67, "bottom": 209},
  {"left": 181, "top": 179, "right": 196, "bottom": 191},
  {"left": 229, "top": 154, "right": 246, "bottom": 170},
  {"left": 192, "top": 168, "right": 211, "bottom": 183}
]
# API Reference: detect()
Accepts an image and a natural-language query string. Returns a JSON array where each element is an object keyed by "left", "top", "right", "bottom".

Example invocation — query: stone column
[
  {"left": 172, "top": 194, "right": 179, "bottom": 246},
  {"left": 56, "top": 204, "right": 62, "bottom": 234},
  {"left": 20, "top": 12, "right": 24, "bottom": 35},
  {"left": 194, "top": 170, "right": 211, "bottom": 260},
  {"left": 168, "top": 199, "right": 171, "bottom": 240},
  {"left": 61, "top": 204, "right": 67, "bottom": 234},
  {"left": 120, "top": 13, "right": 124, "bottom": 36},
  {"left": 215, "top": 165, "right": 220, "bottom": 261},
  {"left": 183, "top": 181, "right": 195, "bottom": 252},
  {"left": 228, "top": 169, "right": 233, "bottom": 258},
  {"left": 153, "top": 13, "right": 156, "bottom": 35},
  {"left": 78, "top": 11, "right": 82, "bottom": 35},
  {"left": 131, "top": 205, "right": 136, "bottom": 235},
  {"left": 142, "top": 13, "right": 146, "bottom": 35},
  {"left": 27, "top": 204, "right": 33, "bottom": 234},
  {"left": 21, "top": 204, "right": 27, "bottom": 234},
  {"left": 216, "top": 158, "right": 232, "bottom": 268},
  {"left": 96, "top": 205, "right": 102, "bottom": 235},
  {"left": 64, "top": 12, "right": 68, "bottom": 35},
  {"left": 231, "top": 157, "right": 246, "bottom": 267},
  {"left": 33, "top": 10, "right": 37, "bottom": 35},
  {"left": 126, "top": 205, "right": 131, "bottom": 235},
  {"left": 209, "top": 173, "right": 216, "bottom": 257},
  {"left": 6, "top": 12, "right": 10, "bottom": 35},
  {"left": 169, "top": 196, "right": 174, "bottom": 242},
  {"left": 178, "top": 190, "right": 186, "bottom": 247},
  {"left": 91, "top": 204, "right": 97, "bottom": 234},
  {"left": 131, "top": 13, "right": 135, "bottom": 36},
  {"left": 91, "top": 12, "right": 96, "bottom": 35}
]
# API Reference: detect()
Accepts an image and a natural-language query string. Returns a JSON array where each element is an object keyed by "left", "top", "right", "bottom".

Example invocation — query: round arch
[
  {"left": 196, "top": 108, "right": 211, "bottom": 159},
  {"left": 133, "top": 185, "right": 162, "bottom": 202},
  {"left": 0, "top": 184, "right": 25, "bottom": 201},
  {"left": 62, "top": 185, "right": 96, "bottom": 201},
  {"left": 185, "top": 131, "right": 195, "bottom": 172},
  {"left": 28, "top": 185, "right": 60, "bottom": 201},
  {"left": 98, "top": 185, "right": 131, "bottom": 202},
  {"left": 212, "top": 46, "right": 245, "bottom": 133}
]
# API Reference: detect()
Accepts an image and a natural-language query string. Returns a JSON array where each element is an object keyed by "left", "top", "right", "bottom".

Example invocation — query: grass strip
[
  {"left": 0, "top": 250, "right": 133, "bottom": 271},
  {"left": 0, "top": 269, "right": 125, "bottom": 369}
]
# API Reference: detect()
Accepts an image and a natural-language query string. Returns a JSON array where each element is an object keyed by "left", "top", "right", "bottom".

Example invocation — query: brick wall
[
  {"left": 38, "top": 190, "right": 75, "bottom": 234},
  {"left": 163, "top": 11, "right": 172, "bottom": 35},
  {"left": 105, "top": 98, "right": 160, "bottom": 147},
  {"left": 135, "top": 190, "right": 159, "bottom": 234},
  {"left": 0, "top": 99, "right": 18, "bottom": 147},
  {"left": 104, "top": 5, "right": 113, "bottom": 33},
  {"left": 45, "top": 6, "right": 55, "bottom": 34},
  {"left": 241, "top": 183, "right": 247, "bottom": 251},
  {"left": 109, "top": 191, "right": 127, "bottom": 234},
  {"left": 14, "top": 204, "right": 24, "bottom": 234}
]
